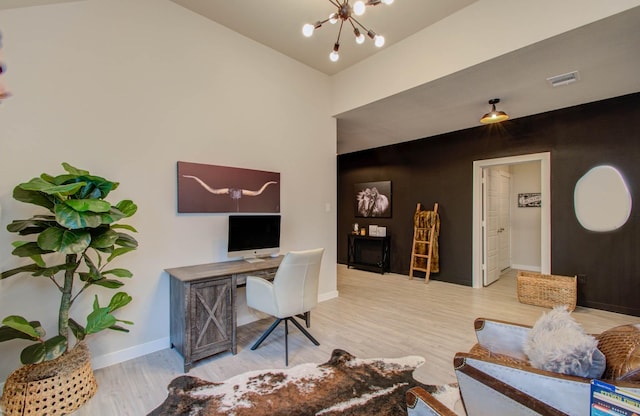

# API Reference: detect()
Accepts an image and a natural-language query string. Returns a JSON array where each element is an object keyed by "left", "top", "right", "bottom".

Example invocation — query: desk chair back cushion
[
  {"left": 246, "top": 248, "right": 323, "bottom": 319},
  {"left": 271, "top": 248, "right": 323, "bottom": 318}
]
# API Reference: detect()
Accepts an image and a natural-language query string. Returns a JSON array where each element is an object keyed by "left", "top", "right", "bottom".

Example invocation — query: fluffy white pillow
[{"left": 524, "top": 306, "right": 605, "bottom": 378}]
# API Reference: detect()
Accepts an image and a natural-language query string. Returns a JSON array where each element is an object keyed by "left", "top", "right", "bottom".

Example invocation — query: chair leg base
[
  {"left": 289, "top": 316, "right": 319, "bottom": 345},
  {"left": 251, "top": 318, "right": 283, "bottom": 351},
  {"left": 250, "top": 316, "right": 320, "bottom": 366},
  {"left": 295, "top": 311, "right": 311, "bottom": 328}
]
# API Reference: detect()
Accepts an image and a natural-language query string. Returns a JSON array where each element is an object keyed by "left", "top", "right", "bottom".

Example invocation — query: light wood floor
[{"left": 75, "top": 266, "right": 638, "bottom": 415}]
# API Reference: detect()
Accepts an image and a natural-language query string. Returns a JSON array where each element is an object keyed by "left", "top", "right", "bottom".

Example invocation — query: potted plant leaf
[{"left": 0, "top": 162, "right": 138, "bottom": 415}]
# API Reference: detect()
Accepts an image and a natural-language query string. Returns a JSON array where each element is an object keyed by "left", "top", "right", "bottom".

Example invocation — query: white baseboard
[
  {"left": 319, "top": 290, "right": 339, "bottom": 302},
  {"left": 510, "top": 264, "right": 541, "bottom": 272},
  {"left": 0, "top": 338, "right": 170, "bottom": 390},
  {"left": 1, "top": 292, "right": 341, "bottom": 387},
  {"left": 90, "top": 337, "right": 170, "bottom": 370}
]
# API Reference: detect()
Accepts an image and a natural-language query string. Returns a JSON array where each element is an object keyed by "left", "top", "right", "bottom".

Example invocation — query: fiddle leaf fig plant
[{"left": 0, "top": 163, "right": 138, "bottom": 364}]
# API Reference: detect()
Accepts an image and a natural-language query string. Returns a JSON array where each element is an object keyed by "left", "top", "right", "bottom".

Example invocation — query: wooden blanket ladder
[{"left": 410, "top": 202, "right": 438, "bottom": 282}]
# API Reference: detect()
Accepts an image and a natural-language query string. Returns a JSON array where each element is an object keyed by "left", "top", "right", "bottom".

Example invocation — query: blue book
[{"left": 591, "top": 379, "right": 640, "bottom": 416}]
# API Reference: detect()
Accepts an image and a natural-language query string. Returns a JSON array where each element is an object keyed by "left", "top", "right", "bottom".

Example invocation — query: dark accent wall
[{"left": 337, "top": 92, "right": 640, "bottom": 317}]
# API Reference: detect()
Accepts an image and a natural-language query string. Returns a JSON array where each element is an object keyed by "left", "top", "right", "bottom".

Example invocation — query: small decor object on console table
[{"left": 0, "top": 163, "right": 138, "bottom": 414}]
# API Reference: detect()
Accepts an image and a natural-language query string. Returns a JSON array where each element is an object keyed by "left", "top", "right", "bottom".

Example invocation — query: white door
[
  {"left": 483, "top": 168, "right": 500, "bottom": 286},
  {"left": 498, "top": 171, "right": 511, "bottom": 272}
]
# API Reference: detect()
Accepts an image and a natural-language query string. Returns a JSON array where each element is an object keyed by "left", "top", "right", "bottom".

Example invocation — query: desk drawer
[{"left": 235, "top": 268, "right": 278, "bottom": 286}]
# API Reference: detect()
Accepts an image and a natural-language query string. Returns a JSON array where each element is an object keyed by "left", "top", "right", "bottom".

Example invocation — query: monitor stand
[{"left": 244, "top": 256, "right": 265, "bottom": 263}]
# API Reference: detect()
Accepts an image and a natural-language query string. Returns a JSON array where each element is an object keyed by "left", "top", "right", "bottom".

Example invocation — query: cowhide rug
[{"left": 149, "top": 349, "right": 459, "bottom": 415}]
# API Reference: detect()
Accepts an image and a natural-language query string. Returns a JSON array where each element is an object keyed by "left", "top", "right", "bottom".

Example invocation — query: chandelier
[{"left": 302, "top": 0, "right": 394, "bottom": 62}]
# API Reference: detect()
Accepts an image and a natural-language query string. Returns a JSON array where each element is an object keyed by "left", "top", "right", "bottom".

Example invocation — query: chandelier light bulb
[
  {"left": 330, "top": 43, "right": 340, "bottom": 62},
  {"left": 374, "top": 35, "right": 385, "bottom": 47},
  {"left": 302, "top": 23, "right": 315, "bottom": 37},
  {"left": 356, "top": 33, "right": 365, "bottom": 44},
  {"left": 329, "top": 13, "right": 338, "bottom": 24},
  {"left": 353, "top": 1, "right": 366, "bottom": 16},
  {"left": 383, "top": 0, "right": 394, "bottom": 4}
]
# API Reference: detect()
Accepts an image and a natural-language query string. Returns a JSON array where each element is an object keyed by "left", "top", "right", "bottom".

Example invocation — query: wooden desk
[{"left": 166, "top": 255, "right": 283, "bottom": 372}]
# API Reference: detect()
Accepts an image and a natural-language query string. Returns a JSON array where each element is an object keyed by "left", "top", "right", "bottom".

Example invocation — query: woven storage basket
[
  {"left": 1, "top": 342, "right": 97, "bottom": 415},
  {"left": 516, "top": 271, "right": 577, "bottom": 311}
]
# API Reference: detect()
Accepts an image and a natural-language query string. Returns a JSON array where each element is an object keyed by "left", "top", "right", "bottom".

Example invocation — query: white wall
[
  {"left": 0, "top": 0, "right": 337, "bottom": 382},
  {"left": 510, "top": 162, "right": 541, "bottom": 270}
]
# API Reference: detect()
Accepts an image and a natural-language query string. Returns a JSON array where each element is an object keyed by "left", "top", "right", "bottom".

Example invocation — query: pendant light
[{"left": 480, "top": 98, "right": 509, "bottom": 124}]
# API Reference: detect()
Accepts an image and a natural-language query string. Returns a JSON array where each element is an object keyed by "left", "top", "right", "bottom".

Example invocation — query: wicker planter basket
[
  {"left": 516, "top": 271, "right": 577, "bottom": 311},
  {"left": 1, "top": 342, "right": 97, "bottom": 415}
]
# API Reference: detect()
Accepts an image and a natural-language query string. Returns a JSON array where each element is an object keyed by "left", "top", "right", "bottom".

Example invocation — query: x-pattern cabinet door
[{"left": 189, "top": 277, "right": 235, "bottom": 361}]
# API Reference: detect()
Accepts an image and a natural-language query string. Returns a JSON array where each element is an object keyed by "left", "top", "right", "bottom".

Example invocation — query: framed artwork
[
  {"left": 177, "top": 161, "right": 280, "bottom": 213},
  {"left": 354, "top": 181, "right": 391, "bottom": 218},
  {"left": 518, "top": 193, "right": 541, "bottom": 208}
]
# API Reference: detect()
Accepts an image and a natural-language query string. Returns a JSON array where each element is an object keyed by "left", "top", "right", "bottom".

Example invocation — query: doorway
[{"left": 472, "top": 152, "right": 551, "bottom": 289}]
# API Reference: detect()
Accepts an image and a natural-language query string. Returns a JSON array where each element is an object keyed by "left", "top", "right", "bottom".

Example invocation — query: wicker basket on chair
[{"left": 1, "top": 342, "right": 97, "bottom": 415}]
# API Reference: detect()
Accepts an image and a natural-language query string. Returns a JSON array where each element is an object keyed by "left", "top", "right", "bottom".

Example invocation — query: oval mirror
[{"left": 574, "top": 165, "right": 632, "bottom": 232}]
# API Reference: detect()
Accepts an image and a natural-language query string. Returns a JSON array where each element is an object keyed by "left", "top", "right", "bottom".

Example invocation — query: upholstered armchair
[
  {"left": 456, "top": 318, "right": 640, "bottom": 415},
  {"left": 407, "top": 317, "right": 640, "bottom": 415}
]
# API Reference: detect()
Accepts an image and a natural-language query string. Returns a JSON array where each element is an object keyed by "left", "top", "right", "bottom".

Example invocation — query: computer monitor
[{"left": 227, "top": 215, "right": 281, "bottom": 261}]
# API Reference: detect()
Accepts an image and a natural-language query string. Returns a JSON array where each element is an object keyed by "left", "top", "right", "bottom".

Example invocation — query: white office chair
[{"left": 246, "top": 248, "right": 324, "bottom": 365}]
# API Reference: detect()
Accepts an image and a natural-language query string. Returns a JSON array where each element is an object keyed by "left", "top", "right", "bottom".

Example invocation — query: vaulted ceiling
[
  {"left": 6, "top": 1, "right": 640, "bottom": 154},
  {"left": 169, "top": 1, "right": 640, "bottom": 153},
  {"left": 168, "top": 0, "right": 478, "bottom": 75}
]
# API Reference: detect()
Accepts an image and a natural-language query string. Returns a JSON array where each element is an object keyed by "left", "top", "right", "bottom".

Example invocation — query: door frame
[{"left": 472, "top": 152, "right": 551, "bottom": 288}]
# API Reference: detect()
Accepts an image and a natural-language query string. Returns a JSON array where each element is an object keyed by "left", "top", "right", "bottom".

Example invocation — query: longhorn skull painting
[
  {"left": 177, "top": 161, "right": 280, "bottom": 213},
  {"left": 354, "top": 181, "right": 391, "bottom": 218}
]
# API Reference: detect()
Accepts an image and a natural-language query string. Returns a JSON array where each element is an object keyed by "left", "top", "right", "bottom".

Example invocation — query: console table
[
  {"left": 166, "top": 256, "right": 283, "bottom": 372},
  {"left": 347, "top": 234, "right": 390, "bottom": 274}
]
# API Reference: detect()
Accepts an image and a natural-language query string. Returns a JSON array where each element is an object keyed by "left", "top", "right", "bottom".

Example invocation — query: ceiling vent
[{"left": 547, "top": 70, "right": 580, "bottom": 87}]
